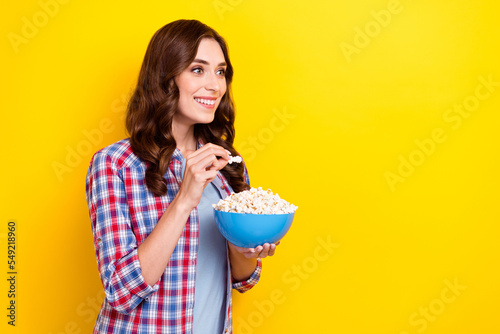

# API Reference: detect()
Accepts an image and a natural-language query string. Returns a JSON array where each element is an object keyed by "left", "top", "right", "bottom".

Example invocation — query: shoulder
[{"left": 90, "top": 138, "right": 144, "bottom": 171}]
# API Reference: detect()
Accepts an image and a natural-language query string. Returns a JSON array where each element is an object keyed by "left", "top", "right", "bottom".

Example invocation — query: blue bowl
[{"left": 214, "top": 209, "right": 295, "bottom": 248}]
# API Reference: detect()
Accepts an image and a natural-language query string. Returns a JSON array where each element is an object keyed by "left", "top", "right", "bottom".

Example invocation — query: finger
[
  {"left": 228, "top": 243, "right": 264, "bottom": 259},
  {"left": 205, "top": 155, "right": 228, "bottom": 171},
  {"left": 186, "top": 150, "right": 213, "bottom": 167},
  {"left": 203, "top": 169, "right": 219, "bottom": 185},
  {"left": 188, "top": 167, "right": 219, "bottom": 188},
  {"left": 189, "top": 147, "right": 229, "bottom": 172},
  {"left": 244, "top": 247, "right": 256, "bottom": 256},
  {"left": 191, "top": 154, "right": 221, "bottom": 173},
  {"left": 204, "top": 143, "right": 231, "bottom": 159},
  {"left": 255, "top": 244, "right": 268, "bottom": 258},
  {"left": 207, "top": 158, "right": 228, "bottom": 171},
  {"left": 189, "top": 143, "right": 230, "bottom": 161},
  {"left": 244, "top": 251, "right": 257, "bottom": 259},
  {"left": 268, "top": 243, "right": 277, "bottom": 257},
  {"left": 262, "top": 243, "right": 272, "bottom": 258},
  {"left": 239, "top": 246, "right": 258, "bottom": 259},
  {"left": 234, "top": 248, "right": 257, "bottom": 259}
]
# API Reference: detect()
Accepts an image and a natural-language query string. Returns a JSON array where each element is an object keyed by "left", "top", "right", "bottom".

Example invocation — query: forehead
[{"left": 194, "top": 38, "right": 225, "bottom": 64}]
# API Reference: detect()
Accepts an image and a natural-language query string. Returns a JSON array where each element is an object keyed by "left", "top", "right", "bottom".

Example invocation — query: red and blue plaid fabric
[{"left": 86, "top": 139, "right": 261, "bottom": 333}]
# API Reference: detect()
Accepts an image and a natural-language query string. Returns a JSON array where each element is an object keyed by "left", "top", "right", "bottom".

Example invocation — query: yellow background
[{"left": 2, "top": 0, "right": 499, "bottom": 333}]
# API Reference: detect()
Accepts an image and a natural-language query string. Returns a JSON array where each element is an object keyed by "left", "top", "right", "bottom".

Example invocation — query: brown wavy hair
[{"left": 125, "top": 19, "right": 249, "bottom": 197}]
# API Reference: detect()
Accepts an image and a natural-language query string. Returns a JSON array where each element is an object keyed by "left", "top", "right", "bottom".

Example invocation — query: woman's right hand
[
  {"left": 138, "top": 143, "right": 229, "bottom": 286},
  {"left": 176, "top": 143, "right": 230, "bottom": 211}
]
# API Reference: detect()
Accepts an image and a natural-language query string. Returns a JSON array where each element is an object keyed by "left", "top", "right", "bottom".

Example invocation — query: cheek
[
  {"left": 220, "top": 81, "right": 228, "bottom": 96},
  {"left": 177, "top": 86, "right": 194, "bottom": 111},
  {"left": 177, "top": 75, "right": 195, "bottom": 97},
  {"left": 180, "top": 89, "right": 192, "bottom": 101}
]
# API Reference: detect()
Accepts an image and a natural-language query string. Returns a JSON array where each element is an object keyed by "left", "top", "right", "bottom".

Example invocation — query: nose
[{"left": 204, "top": 72, "right": 220, "bottom": 92}]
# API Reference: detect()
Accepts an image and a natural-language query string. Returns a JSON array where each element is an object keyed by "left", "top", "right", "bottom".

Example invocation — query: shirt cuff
[
  {"left": 107, "top": 249, "right": 160, "bottom": 313},
  {"left": 232, "top": 258, "right": 262, "bottom": 293},
  {"left": 117, "top": 249, "right": 160, "bottom": 298}
]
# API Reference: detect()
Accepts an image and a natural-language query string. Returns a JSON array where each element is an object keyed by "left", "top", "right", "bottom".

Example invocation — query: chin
[{"left": 196, "top": 115, "right": 216, "bottom": 124}]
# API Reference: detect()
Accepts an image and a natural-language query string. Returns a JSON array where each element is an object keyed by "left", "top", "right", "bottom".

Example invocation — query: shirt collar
[
  {"left": 170, "top": 148, "right": 183, "bottom": 163},
  {"left": 197, "top": 138, "right": 205, "bottom": 149}
]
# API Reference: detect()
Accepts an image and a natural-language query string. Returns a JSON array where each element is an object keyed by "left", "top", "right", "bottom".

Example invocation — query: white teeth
[{"left": 194, "top": 98, "right": 215, "bottom": 106}]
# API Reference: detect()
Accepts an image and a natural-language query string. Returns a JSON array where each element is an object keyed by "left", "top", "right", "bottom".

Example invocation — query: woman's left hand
[{"left": 228, "top": 241, "right": 280, "bottom": 259}]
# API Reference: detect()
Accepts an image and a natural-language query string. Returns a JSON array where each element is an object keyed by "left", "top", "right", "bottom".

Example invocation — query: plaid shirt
[{"left": 86, "top": 139, "right": 262, "bottom": 334}]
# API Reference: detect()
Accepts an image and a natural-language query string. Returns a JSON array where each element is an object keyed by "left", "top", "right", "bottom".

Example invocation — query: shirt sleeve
[
  {"left": 232, "top": 258, "right": 262, "bottom": 293},
  {"left": 86, "top": 152, "right": 159, "bottom": 315}
]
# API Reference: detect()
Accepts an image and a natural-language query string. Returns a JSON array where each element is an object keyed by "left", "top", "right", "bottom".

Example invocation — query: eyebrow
[{"left": 192, "top": 58, "right": 227, "bottom": 67}]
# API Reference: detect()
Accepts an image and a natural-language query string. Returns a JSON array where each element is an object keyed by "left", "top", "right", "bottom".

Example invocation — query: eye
[
  {"left": 216, "top": 68, "right": 226, "bottom": 76},
  {"left": 191, "top": 67, "right": 203, "bottom": 74}
]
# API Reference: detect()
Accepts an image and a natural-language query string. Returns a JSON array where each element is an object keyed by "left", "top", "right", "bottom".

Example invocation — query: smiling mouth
[{"left": 194, "top": 97, "right": 216, "bottom": 106}]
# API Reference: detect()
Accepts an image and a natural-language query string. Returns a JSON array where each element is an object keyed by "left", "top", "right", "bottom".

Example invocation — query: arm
[
  {"left": 86, "top": 152, "right": 159, "bottom": 314},
  {"left": 87, "top": 144, "right": 231, "bottom": 312},
  {"left": 137, "top": 143, "right": 231, "bottom": 285},
  {"left": 136, "top": 193, "right": 193, "bottom": 286},
  {"left": 229, "top": 242, "right": 278, "bottom": 292},
  {"left": 228, "top": 245, "right": 258, "bottom": 282}
]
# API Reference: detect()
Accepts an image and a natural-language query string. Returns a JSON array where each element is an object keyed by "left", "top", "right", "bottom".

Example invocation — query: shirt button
[{"left": 221, "top": 185, "right": 225, "bottom": 190}]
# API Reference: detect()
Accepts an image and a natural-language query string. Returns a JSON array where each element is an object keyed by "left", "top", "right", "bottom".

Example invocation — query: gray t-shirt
[{"left": 181, "top": 157, "right": 227, "bottom": 334}]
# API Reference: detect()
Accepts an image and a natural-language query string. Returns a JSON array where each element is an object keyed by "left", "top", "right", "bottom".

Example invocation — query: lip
[
  {"left": 194, "top": 96, "right": 218, "bottom": 109},
  {"left": 194, "top": 96, "right": 218, "bottom": 100}
]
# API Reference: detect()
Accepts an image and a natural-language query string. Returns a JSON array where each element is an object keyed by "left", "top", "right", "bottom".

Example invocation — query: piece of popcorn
[
  {"left": 213, "top": 187, "right": 298, "bottom": 214},
  {"left": 225, "top": 150, "right": 242, "bottom": 164},
  {"left": 228, "top": 155, "right": 242, "bottom": 164}
]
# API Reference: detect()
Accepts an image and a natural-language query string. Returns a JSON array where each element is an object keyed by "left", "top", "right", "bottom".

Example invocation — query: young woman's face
[{"left": 174, "top": 38, "right": 227, "bottom": 126}]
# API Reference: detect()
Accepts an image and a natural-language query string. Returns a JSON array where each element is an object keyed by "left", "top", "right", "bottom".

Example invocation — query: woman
[{"left": 85, "top": 19, "right": 278, "bottom": 333}]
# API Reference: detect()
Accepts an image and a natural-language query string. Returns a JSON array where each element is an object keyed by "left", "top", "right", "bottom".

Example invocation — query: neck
[{"left": 172, "top": 118, "right": 197, "bottom": 157}]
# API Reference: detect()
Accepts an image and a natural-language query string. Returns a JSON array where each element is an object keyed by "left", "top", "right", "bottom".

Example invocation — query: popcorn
[
  {"left": 225, "top": 149, "right": 242, "bottom": 164},
  {"left": 213, "top": 187, "right": 298, "bottom": 214},
  {"left": 227, "top": 155, "right": 242, "bottom": 164}
]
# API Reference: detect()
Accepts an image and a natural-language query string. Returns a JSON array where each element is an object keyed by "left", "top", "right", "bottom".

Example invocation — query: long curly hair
[{"left": 125, "top": 19, "right": 249, "bottom": 197}]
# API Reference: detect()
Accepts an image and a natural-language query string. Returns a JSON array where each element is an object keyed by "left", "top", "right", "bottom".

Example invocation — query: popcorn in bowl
[{"left": 213, "top": 187, "right": 298, "bottom": 214}]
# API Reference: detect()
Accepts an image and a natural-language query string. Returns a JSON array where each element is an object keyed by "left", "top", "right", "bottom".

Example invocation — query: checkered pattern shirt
[{"left": 86, "top": 139, "right": 262, "bottom": 334}]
